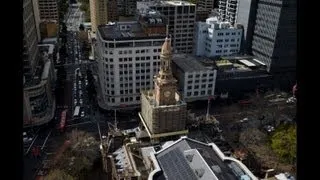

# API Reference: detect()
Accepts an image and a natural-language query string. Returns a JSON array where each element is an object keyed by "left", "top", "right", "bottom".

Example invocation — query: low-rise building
[
  {"left": 109, "top": 136, "right": 258, "bottom": 180},
  {"left": 215, "top": 56, "right": 274, "bottom": 98},
  {"left": 40, "top": 20, "right": 59, "bottom": 39},
  {"left": 171, "top": 54, "right": 217, "bottom": 102},
  {"left": 23, "top": 44, "right": 56, "bottom": 127},
  {"left": 194, "top": 16, "right": 243, "bottom": 57}
]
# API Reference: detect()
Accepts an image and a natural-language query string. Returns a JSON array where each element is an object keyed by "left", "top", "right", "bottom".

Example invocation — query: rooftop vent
[
  {"left": 185, "top": 154, "right": 194, "bottom": 162},
  {"left": 194, "top": 168, "right": 205, "bottom": 178},
  {"left": 212, "top": 165, "right": 222, "bottom": 173}
]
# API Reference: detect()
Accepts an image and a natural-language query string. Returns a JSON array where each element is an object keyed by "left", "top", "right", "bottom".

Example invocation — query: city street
[{"left": 23, "top": 4, "right": 99, "bottom": 179}]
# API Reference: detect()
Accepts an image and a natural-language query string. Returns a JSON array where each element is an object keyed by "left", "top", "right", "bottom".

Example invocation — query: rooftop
[
  {"left": 217, "top": 56, "right": 268, "bottom": 72},
  {"left": 98, "top": 21, "right": 166, "bottom": 41},
  {"left": 139, "top": 0, "right": 195, "bottom": 7},
  {"left": 151, "top": 137, "right": 257, "bottom": 180},
  {"left": 172, "top": 54, "right": 215, "bottom": 72}
]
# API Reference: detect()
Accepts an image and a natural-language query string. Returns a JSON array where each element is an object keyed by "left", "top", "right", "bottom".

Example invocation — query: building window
[
  {"left": 194, "top": 85, "right": 199, "bottom": 89},
  {"left": 187, "top": 86, "right": 192, "bottom": 90},
  {"left": 136, "top": 96, "right": 140, "bottom": 101},
  {"left": 194, "top": 91, "right": 199, "bottom": 96},
  {"left": 201, "top": 91, "right": 206, "bottom": 95},
  {"left": 201, "top": 84, "right": 206, "bottom": 88}
]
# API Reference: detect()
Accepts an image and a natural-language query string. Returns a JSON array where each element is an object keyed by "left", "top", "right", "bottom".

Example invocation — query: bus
[
  {"left": 73, "top": 106, "right": 80, "bottom": 118},
  {"left": 58, "top": 110, "right": 68, "bottom": 133}
]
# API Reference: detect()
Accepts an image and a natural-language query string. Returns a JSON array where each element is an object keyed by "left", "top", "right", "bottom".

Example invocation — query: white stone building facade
[
  {"left": 194, "top": 17, "right": 243, "bottom": 57},
  {"left": 96, "top": 22, "right": 166, "bottom": 108}
]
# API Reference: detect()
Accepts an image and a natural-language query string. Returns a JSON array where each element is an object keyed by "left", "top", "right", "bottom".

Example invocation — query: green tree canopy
[{"left": 271, "top": 125, "right": 296, "bottom": 164}]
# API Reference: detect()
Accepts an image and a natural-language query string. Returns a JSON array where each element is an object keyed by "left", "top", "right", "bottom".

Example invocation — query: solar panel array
[{"left": 157, "top": 148, "right": 198, "bottom": 180}]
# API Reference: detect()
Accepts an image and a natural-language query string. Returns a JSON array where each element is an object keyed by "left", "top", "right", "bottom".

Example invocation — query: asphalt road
[{"left": 23, "top": 4, "right": 91, "bottom": 179}]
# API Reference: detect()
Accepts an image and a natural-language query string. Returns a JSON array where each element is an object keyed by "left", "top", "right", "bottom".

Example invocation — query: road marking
[
  {"left": 25, "top": 134, "right": 39, "bottom": 155},
  {"left": 41, "top": 130, "right": 52, "bottom": 150},
  {"left": 66, "top": 121, "right": 94, "bottom": 127}
]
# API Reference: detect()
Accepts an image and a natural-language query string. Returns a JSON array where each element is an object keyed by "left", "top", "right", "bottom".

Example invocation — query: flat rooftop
[
  {"left": 98, "top": 22, "right": 166, "bottom": 41},
  {"left": 173, "top": 54, "right": 215, "bottom": 72}
]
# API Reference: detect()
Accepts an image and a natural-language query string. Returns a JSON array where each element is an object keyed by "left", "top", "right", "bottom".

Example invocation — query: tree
[
  {"left": 45, "top": 169, "right": 74, "bottom": 180},
  {"left": 271, "top": 125, "right": 296, "bottom": 164},
  {"left": 53, "top": 130, "right": 100, "bottom": 179}
]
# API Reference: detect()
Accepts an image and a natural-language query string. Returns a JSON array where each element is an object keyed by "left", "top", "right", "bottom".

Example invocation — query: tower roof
[{"left": 161, "top": 37, "right": 172, "bottom": 55}]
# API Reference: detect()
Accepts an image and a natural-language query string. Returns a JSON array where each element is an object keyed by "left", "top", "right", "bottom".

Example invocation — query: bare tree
[
  {"left": 45, "top": 169, "right": 74, "bottom": 180},
  {"left": 53, "top": 130, "right": 100, "bottom": 178}
]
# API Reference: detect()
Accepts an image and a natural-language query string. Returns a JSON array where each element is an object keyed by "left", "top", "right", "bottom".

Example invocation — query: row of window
[
  {"left": 217, "top": 32, "right": 240, "bottom": 36},
  {"left": 104, "top": 41, "right": 164, "bottom": 48},
  {"left": 216, "top": 44, "right": 239, "bottom": 48},
  {"left": 187, "top": 79, "right": 214, "bottom": 84},
  {"left": 187, "top": 83, "right": 214, "bottom": 90},
  {"left": 187, "top": 73, "right": 214, "bottom": 78},
  {"left": 176, "top": 25, "right": 194, "bottom": 28},
  {"left": 186, "top": 90, "right": 213, "bottom": 96},
  {"left": 176, "top": 20, "right": 194, "bottom": 24},
  {"left": 120, "top": 96, "right": 140, "bottom": 102},
  {"left": 215, "top": 49, "right": 238, "bottom": 53},
  {"left": 216, "top": 38, "right": 240, "bottom": 43}
]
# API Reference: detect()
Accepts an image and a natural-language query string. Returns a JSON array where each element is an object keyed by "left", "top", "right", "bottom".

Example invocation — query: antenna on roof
[{"left": 166, "top": 24, "right": 169, "bottom": 38}]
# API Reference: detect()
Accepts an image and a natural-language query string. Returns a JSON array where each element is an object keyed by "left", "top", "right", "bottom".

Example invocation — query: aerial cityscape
[{"left": 23, "top": 0, "right": 296, "bottom": 179}]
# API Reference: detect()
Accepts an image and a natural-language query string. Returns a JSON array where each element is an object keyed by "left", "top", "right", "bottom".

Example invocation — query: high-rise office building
[
  {"left": 193, "top": 0, "right": 215, "bottom": 21},
  {"left": 235, "top": 0, "right": 257, "bottom": 54},
  {"left": 251, "top": 0, "right": 296, "bottom": 87},
  {"left": 137, "top": 1, "right": 196, "bottom": 54},
  {"left": 90, "top": 0, "right": 108, "bottom": 33},
  {"left": 23, "top": 0, "right": 40, "bottom": 78},
  {"left": 107, "top": 0, "right": 118, "bottom": 22},
  {"left": 37, "top": 0, "right": 59, "bottom": 21},
  {"left": 218, "top": 0, "right": 238, "bottom": 25}
]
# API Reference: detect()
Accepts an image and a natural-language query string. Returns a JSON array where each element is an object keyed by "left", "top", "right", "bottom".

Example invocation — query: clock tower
[
  {"left": 154, "top": 34, "right": 177, "bottom": 106},
  {"left": 139, "top": 29, "right": 188, "bottom": 140}
]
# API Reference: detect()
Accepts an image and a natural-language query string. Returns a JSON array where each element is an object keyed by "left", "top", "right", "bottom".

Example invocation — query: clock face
[{"left": 164, "top": 90, "right": 172, "bottom": 97}]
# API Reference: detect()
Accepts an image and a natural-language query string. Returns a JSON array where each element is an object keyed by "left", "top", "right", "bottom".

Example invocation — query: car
[
  {"left": 74, "top": 99, "right": 78, "bottom": 105},
  {"left": 23, "top": 132, "right": 33, "bottom": 144},
  {"left": 240, "top": 118, "right": 249, "bottom": 123},
  {"left": 264, "top": 125, "right": 275, "bottom": 133},
  {"left": 78, "top": 80, "right": 82, "bottom": 85},
  {"left": 81, "top": 111, "right": 85, "bottom": 117},
  {"left": 80, "top": 99, "right": 83, "bottom": 105},
  {"left": 79, "top": 90, "right": 83, "bottom": 95}
]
